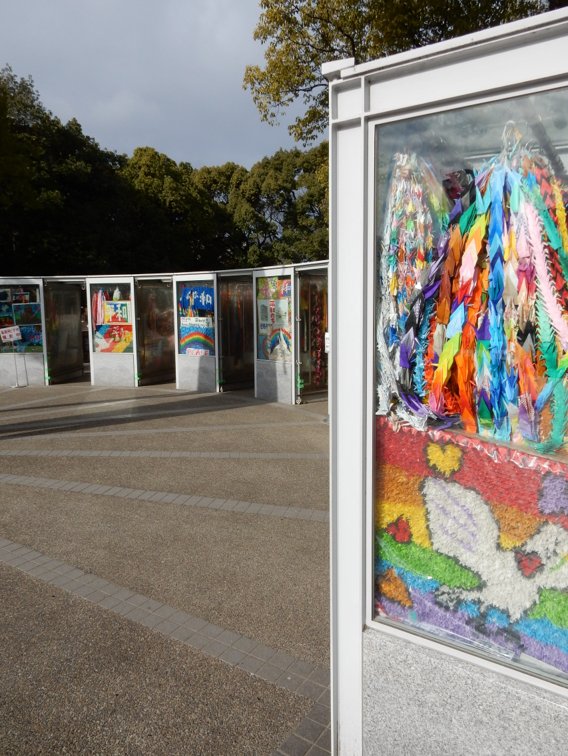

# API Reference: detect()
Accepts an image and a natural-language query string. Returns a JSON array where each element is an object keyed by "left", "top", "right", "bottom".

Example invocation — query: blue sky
[{"left": 0, "top": 0, "right": 299, "bottom": 168}]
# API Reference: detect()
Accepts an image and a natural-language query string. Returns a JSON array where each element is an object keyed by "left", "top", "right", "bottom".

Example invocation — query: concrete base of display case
[
  {"left": 255, "top": 359, "right": 294, "bottom": 404},
  {"left": 90, "top": 352, "right": 136, "bottom": 387},
  {"left": 176, "top": 354, "right": 216, "bottom": 393},
  {"left": 0, "top": 353, "right": 45, "bottom": 387},
  {"left": 362, "top": 628, "right": 568, "bottom": 753}
]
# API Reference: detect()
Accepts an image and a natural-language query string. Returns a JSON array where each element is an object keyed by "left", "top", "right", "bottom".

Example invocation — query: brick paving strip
[
  {"left": 0, "top": 537, "right": 331, "bottom": 755},
  {"left": 0, "top": 449, "right": 328, "bottom": 460},
  {"left": 0, "top": 473, "right": 329, "bottom": 523}
]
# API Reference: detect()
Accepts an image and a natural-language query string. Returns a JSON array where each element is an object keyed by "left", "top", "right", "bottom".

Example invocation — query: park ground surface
[{"left": 0, "top": 381, "right": 330, "bottom": 755}]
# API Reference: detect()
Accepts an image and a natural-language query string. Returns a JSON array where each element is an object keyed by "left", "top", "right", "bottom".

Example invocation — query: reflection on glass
[
  {"left": 177, "top": 281, "right": 215, "bottom": 356},
  {"left": 45, "top": 283, "right": 83, "bottom": 381},
  {"left": 90, "top": 284, "right": 133, "bottom": 353},
  {"left": 298, "top": 272, "right": 328, "bottom": 394},
  {"left": 256, "top": 276, "right": 292, "bottom": 361},
  {"left": 0, "top": 284, "right": 43, "bottom": 353},
  {"left": 218, "top": 277, "right": 254, "bottom": 388},
  {"left": 136, "top": 281, "right": 175, "bottom": 384},
  {"left": 374, "top": 87, "right": 568, "bottom": 684}
]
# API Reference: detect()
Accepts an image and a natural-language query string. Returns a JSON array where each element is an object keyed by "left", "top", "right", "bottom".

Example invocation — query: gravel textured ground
[
  {"left": 0, "top": 564, "right": 311, "bottom": 755},
  {"left": 0, "top": 384, "right": 330, "bottom": 754}
]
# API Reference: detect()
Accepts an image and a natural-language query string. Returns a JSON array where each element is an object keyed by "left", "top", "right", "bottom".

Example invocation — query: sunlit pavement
[{"left": 0, "top": 383, "right": 330, "bottom": 755}]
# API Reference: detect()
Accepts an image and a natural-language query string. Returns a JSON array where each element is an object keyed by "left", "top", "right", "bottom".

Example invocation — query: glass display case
[
  {"left": 297, "top": 269, "right": 328, "bottom": 398},
  {"left": 373, "top": 85, "right": 568, "bottom": 685},
  {"left": 44, "top": 280, "right": 84, "bottom": 383},
  {"left": 177, "top": 280, "right": 215, "bottom": 356},
  {"left": 135, "top": 279, "right": 175, "bottom": 385},
  {"left": 0, "top": 283, "right": 43, "bottom": 353},
  {"left": 218, "top": 275, "right": 254, "bottom": 390},
  {"left": 90, "top": 282, "right": 133, "bottom": 354},
  {"left": 87, "top": 276, "right": 136, "bottom": 387},
  {"left": 328, "top": 12, "right": 568, "bottom": 753},
  {"left": 256, "top": 275, "right": 292, "bottom": 361},
  {"left": 254, "top": 269, "right": 295, "bottom": 403},
  {"left": 174, "top": 275, "right": 217, "bottom": 393}
]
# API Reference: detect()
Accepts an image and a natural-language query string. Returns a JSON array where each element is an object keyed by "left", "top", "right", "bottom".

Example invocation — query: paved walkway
[{"left": 0, "top": 383, "right": 330, "bottom": 755}]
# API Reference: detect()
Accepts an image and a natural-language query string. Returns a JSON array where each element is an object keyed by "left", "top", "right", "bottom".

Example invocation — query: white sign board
[{"left": 0, "top": 325, "right": 22, "bottom": 343}]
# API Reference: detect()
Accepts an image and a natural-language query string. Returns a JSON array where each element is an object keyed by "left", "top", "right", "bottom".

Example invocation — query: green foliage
[
  {"left": 224, "top": 144, "right": 328, "bottom": 266},
  {"left": 0, "top": 66, "right": 328, "bottom": 275},
  {"left": 244, "top": 0, "right": 549, "bottom": 143},
  {"left": 191, "top": 162, "right": 250, "bottom": 267}
]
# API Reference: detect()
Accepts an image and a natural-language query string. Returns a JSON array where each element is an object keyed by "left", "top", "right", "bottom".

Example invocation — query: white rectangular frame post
[
  {"left": 252, "top": 265, "right": 295, "bottom": 404},
  {"left": 86, "top": 275, "right": 137, "bottom": 387},
  {"left": 172, "top": 272, "right": 217, "bottom": 393},
  {"left": 0, "top": 277, "right": 48, "bottom": 387},
  {"left": 328, "top": 73, "right": 366, "bottom": 754}
]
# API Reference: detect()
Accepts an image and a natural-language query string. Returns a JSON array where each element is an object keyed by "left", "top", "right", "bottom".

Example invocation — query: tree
[
  {"left": 0, "top": 66, "right": 45, "bottom": 262},
  {"left": 222, "top": 144, "right": 328, "bottom": 266},
  {"left": 121, "top": 147, "right": 228, "bottom": 272},
  {"left": 244, "top": 0, "right": 549, "bottom": 144},
  {"left": 190, "top": 162, "right": 249, "bottom": 268},
  {"left": 0, "top": 65, "right": 329, "bottom": 275},
  {"left": 282, "top": 140, "right": 328, "bottom": 262}
]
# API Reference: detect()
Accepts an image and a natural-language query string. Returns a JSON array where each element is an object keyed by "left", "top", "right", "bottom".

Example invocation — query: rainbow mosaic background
[
  {"left": 179, "top": 323, "right": 215, "bottom": 355},
  {"left": 375, "top": 418, "right": 568, "bottom": 679}
]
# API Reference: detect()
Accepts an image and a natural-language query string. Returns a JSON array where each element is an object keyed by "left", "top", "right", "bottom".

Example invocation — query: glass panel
[
  {"left": 0, "top": 284, "right": 43, "bottom": 353},
  {"left": 298, "top": 272, "right": 328, "bottom": 394},
  {"left": 256, "top": 275, "right": 292, "bottom": 361},
  {"left": 44, "top": 283, "right": 83, "bottom": 382},
  {"left": 136, "top": 281, "right": 175, "bottom": 384},
  {"left": 89, "top": 283, "right": 133, "bottom": 353},
  {"left": 218, "top": 277, "right": 254, "bottom": 388},
  {"left": 177, "top": 281, "right": 215, "bottom": 356},
  {"left": 374, "top": 87, "right": 568, "bottom": 684}
]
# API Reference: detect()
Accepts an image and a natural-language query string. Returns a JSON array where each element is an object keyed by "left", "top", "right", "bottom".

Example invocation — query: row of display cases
[{"left": 0, "top": 262, "right": 328, "bottom": 404}]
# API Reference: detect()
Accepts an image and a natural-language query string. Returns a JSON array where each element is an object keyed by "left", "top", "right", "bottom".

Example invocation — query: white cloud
[{"left": 0, "top": 0, "right": 301, "bottom": 167}]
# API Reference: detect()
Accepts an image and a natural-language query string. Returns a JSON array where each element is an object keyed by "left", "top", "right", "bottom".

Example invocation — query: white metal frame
[
  {"left": 327, "top": 8, "right": 568, "bottom": 754},
  {"left": 42, "top": 275, "right": 87, "bottom": 385},
  {"left": 215, "top": 269, "right": 255, "bottom": 392},
  {"left": 172, "top": 272, "right": 218, "bottom": 392},
  {"left": 293, "top": 261, "right": 329, "bottom": 404},
  {"left": 86, "top": 275, "right": 137, "bottom": 387},
  {"left": 132, "top": 274, "right": 174, "bottom": 387},
  {"left": 0, "top": 276, "right": 47, "bottom": 386},
  {"left": 253, "top": 265, "right": 295, "bottom": 404}
]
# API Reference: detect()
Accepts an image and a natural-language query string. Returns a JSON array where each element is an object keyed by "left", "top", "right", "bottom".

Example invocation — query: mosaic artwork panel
[
  {"left": 93, "top": 324, "right": 133, "bottom": 353},
  {"left": 374, "top": 91, "right": 568, "bottom": 682},
  {"left": 257, "top": 328, "right": 292, "bottom": 361},
  {"left": 256, "top": 276, "right": 292, "bottom": 362},
  {"left": 179, "top": 319, "right": 215, "bottom": 356},
  {"left": 0, "top": 303, "right": 14, "bottom": 328},
  {"left": 17, "top": 324, "right": 43, "bottom": 352},
  {"left": 12, "top": 302, "right": 41, "bottom": 326},
  {"left": 375, "top": 418, "right": 568, "bottom": 680}
]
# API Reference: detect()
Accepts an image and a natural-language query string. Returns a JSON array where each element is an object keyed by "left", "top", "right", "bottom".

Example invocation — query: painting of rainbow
[
  {"left": 375, "top": 417, "right": 568, "bottom": 679},
  {"left": 258, "top": 328, "right": 292, "bottom": 361},
  {"left": 180, "top": 323, "right": 215, "bottom": 356}
]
